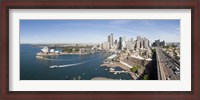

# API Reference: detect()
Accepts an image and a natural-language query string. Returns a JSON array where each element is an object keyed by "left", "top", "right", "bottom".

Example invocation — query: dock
[{"left": 101, "top": 62, "right": 137, "bottom": 79}]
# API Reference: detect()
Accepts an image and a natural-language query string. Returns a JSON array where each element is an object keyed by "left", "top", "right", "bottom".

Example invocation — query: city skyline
[{"left": 20, "top": 20, "right": 180, "bottom": 44}]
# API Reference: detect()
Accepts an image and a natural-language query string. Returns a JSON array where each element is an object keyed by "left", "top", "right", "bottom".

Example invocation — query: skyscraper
[
  {"left": 108, "top": 34, "right": 114, "bottom": 49},
  {"left": 136, "top": 36, "right": 150, "bottom": 49},
  {"left": 155, "top": 39, "right": 160, "bottom": 47},
  {"left": 160, "top": 40, "right": 165, "bottom": 47},
  {"left": 114, "top": 39, "right": 118, "bottom": 44},
  {"left": 118, "top": 37, "right": 122, "bottom": 50},
  {"left": 122, "top": 36, "right": 126, "bottom": 50},
  {"left": 111, "top": 34, "right": 113, "bottom": 46},
  {"left": 143, "top": 38, "right": 149, "bottom": 49},
  {"left": 136, "top": 36, "right": 142, "bottom": 49},
  {"left": 152, "top": 39, "right": 165, "bottom": 47},
  {"left": 136, "top": 40, "right": 140, "bottom": 49}
]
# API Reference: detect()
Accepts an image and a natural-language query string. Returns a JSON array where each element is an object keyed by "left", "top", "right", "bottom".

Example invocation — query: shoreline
[
  {"left": 91, "top": 77, "right": 115, "bottom": 80},
  {"left": 101, "top": 62, "right": 137, "bottom": 80},
  {"left": 36, "top": 52, "right": 90, "bottom": 56}
]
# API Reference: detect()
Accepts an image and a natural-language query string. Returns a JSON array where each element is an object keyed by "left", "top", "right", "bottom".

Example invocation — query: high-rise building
[
  {"left": 160, "top": 40, "right": 165, "bottom": 47},
  {"left": 111, "top": 34, "right": 114, "bottom": 46},
  {"left": 136, "top": 40, "right": 140, "bottom": 49},
  {"left": 114, "top": 39, "right": 118, "bottom": 44},
  {"left": 121, "top": 36, "right": 126, "bottom": 50},
  {"left": 152, "top": 39, "right": 165, "bottom": 47},
  {"left": 102, "top": 42, "right": 110, "bottom": 51},
  {"left": 143, "top": 38, "right": 149, "bottom": 49},
  {"left": 136, "top": 36, "right": 142, "bottom": 49},
  {"left": 155, "top": 39, "right": 160, "bottom": 47},
  {"left": 108, "top": 35, "right": 111, "bottom": 44},
  {"left": 136, "top": 36, "right": 150, "bottom": 49},
  {"left": 127, "top": 40, "right": 135, "bottom": 51},
  {"left": 108, "top": 34, "right": 114, "bottom": 49},
  {"left": 118, "top": 37, "right": 122, "bottom": 50}
]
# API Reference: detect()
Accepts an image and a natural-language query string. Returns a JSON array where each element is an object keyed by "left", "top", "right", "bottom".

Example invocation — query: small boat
[
  {"left": 49, "top": 65, "right": 59, "bottom": 68},
  {"left": 110, "top": 67, "right": 114, "bottom": 71}
]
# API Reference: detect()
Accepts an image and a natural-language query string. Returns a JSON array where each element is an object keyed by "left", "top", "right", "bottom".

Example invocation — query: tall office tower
[
  {"left": 111, "top": 34, "right": 114, "bottom": 46},
  {"left": 136, "top": 36, "right": 142, "bottom": 49},
  {"left": 108, "top": 34, "right": 114, "bottom": 49},
  {"left": 108, "top": 35, "right": 111, "bottom": 46},
  {"left": 118, "top": 37, "right": 122, "bottom": 50},
  {"left": 143, "top": 38, "right": 150, "bottom": 49},
  {"left": 114, "top": 39, "right": 118, "bottom": 44},
  {"left": 160, "top": 40, "right": 165, "bottom": 47},
  {"left": 152, "top": 39, "right": 165, "bottom": 47},
  {"left": 155, "top": 39, "right": 160, "bottom": 47},
  {"left": 122, "top": 36, "right": 126, "bottom": 50},
  {"left": 136, "top": 40, "right": 140, "bottom": 49}
]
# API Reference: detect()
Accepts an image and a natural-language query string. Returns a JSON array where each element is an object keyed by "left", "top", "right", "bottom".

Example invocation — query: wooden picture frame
[{"left": 0, "top": 0, "right": 199, "bottom": 100}]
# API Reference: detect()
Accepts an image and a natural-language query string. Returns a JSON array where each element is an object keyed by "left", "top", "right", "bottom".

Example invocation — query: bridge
[
  {"left": 155, "top": 48, "right": 180, "bottom": 80},
  {"left": 156, "top": 48, "right": 167, "bottom": 80}
]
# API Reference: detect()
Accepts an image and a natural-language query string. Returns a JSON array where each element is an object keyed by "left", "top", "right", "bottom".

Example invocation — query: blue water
[{"left": 20, "top": 44, "right": 132, "bottom": 80}]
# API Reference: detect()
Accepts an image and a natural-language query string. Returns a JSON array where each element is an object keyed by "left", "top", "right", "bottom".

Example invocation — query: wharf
[
  {"left": 36, "top": 52, "right": 81, "bottom": 56},
  {"left": 36, "top": 52, "right": 92, "bottom": 56},
  {"left": 101, "top": 62, "right": 137, "bottom": 79}
]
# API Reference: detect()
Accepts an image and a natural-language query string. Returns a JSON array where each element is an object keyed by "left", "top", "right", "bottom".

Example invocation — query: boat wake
[
  {"left": 49, "top": 61, "right": 86, "bottom": 68},
  {"left": 49, "top": 54, "right": 107, "bottom": 68}
]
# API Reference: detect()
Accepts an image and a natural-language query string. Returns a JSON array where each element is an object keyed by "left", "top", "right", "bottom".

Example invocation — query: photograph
[
  {"left": 20, "top": 20, "right": 180, "bottom": 80},
  {"left": 1, "top": 0, "right": 199, "bottom": 99}
]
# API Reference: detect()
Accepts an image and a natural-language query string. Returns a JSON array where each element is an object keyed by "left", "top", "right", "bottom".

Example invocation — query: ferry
[{"left": 49, "top": 65, "right": 59, "bottom": 68}]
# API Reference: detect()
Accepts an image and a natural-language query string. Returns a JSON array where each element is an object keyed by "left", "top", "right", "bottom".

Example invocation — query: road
[{"left": 157, "top": 48, "right": 180, "bottom": 80}]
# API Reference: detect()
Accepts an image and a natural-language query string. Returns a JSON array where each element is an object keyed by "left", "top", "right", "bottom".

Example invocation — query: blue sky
[{"left": 20, "top": 20, "right": 180, "bottom": 44}]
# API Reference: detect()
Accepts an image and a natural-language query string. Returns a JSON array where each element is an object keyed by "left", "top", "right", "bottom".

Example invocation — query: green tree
[
  {"left": 143, "top": 74, "right": 148, "bottom": 80},
  {"left": 77, "top": 76, "right": 81, "bottom": 80},
  {"left": 152, "top": 49, "right": 156, "bottom": 53},
  {"left": 131, "top": 65, "right": 139, "bottom": 73}
]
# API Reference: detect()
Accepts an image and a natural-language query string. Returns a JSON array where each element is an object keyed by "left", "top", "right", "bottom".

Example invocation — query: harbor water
[{"left": 20, "top": 44, "right": 132, "bottom": 80}]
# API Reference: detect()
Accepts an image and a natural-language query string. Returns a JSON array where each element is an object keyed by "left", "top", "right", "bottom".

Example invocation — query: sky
[{"left": 20, "top": 20, "right": 180, "bottom": 44}]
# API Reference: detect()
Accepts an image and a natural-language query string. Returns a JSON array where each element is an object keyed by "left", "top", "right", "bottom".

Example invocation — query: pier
[{"left": 101, "top": 62, "right": 137, "bottom": 79}]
